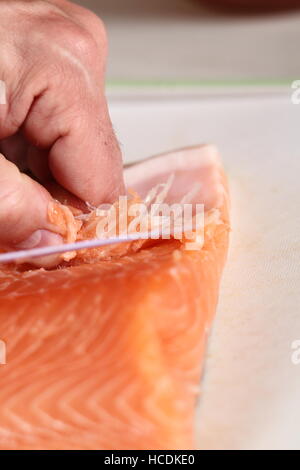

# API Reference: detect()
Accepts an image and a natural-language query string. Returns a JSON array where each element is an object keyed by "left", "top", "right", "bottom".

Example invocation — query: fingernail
[{"left": 16, "top": 229, "right": 63, "bottom": 250}]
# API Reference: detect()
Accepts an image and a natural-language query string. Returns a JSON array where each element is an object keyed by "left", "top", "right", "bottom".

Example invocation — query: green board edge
[{"left": 106, "top": 79, "right": 293, "bottom": 88}]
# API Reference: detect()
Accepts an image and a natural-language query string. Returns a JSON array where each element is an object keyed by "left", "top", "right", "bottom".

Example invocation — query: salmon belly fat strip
[{"left": 0, "top": 145, "right": 230, "bottom": 450}]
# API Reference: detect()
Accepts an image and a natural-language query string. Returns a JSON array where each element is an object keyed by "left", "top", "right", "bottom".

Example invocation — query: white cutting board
[{"left": 109, "top": 90, "right": 300, "bottom": 450}]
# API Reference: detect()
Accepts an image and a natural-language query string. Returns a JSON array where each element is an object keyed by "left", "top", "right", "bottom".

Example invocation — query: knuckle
[
  {"left": 81, "top": 8, "right": 106, "bottom": 34},
  {"left": 31, "top": 4, "right": 100, "bottom": 60},
  {"left": 72, "top": 27, "right": 97, "bottom": 58},
  {"left": 80, "top": 12, "right": 108, "bottom": 57},
  {"left": 89, "top": 13, "right": 107, "bottom": 40},
  {"left": 60, "top": 23, "right": 99, "bottom": 63}
]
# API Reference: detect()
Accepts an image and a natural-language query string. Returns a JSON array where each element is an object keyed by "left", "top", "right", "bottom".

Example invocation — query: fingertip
[
  {"left": 15, "top": 229, "right": 64, "bottom": 268},
  {"left": 15, "top": 229, "right": 63, "bottom": 250}
]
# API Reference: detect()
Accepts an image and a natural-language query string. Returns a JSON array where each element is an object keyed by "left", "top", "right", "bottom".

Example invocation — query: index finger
[{"left": 22, "top": 82, "right": 125, "bottom": 206}]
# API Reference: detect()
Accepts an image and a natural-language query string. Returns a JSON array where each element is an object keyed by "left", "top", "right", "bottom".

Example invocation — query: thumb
[{"left": 0, "top": 154, "right": 62, "bottom": 251}]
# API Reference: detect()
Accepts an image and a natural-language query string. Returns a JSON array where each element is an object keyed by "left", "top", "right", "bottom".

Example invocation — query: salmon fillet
[{"left": 0, "top": 145, "right": 230, "bottom": 450}]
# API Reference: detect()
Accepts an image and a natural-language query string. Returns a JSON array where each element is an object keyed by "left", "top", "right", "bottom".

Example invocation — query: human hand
[{"left": 0, "top": 0, "right": 124, "bottom": 255}]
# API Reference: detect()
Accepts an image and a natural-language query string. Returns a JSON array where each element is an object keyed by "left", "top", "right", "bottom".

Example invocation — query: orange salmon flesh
[{"left": 0, "top": 145, "right": 230, "bottom": 450}]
